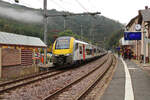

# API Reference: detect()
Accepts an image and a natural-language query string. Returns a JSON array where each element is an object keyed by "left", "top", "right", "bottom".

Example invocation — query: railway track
[
  {"left": 0, "top": 54, "right": 107, "bottom": 95},
  {"left": 43, "top": 54, "right": 114, "bottom": 100},
  {"left": 77, "top": 55, "right": 117, "bottom": 100},
  {"left": 0, "top": 67, "right": 68, "bottom": 94}
]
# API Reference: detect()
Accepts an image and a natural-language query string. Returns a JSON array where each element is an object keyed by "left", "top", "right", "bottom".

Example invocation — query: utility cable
[
  {"left": 87, "top": 0, "right": 99, "bottom": 12},
  {"left": 20, "top": 0, "right": 33, "bottom": 8},
  {"left": 75, "top": 0, "right": 89, "bottom": 12},
  {"left": 50, "top": 0, "right": 67, "bottom": 11}
]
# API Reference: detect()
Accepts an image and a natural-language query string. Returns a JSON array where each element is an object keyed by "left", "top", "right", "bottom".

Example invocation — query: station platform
[
  {"left": 39, "top": 63, "right": 53, "bottom": 71},
  {"left": 101, "top": 57, "right": 150, "bottom": 100}
]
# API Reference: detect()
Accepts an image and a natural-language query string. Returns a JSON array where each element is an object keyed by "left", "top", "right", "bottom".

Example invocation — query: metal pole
[
  {"left": 80, "top": 24, "right": 83, "bottom": 40},
  {"left": 89, "top": 16, "right": 92, "bottom": 43},
  {"left": 92, "top": 28, "right": 94, "bottom": 42},
  {"left": 43, "top": 0, "right": 47, "bottom": 64},
  {"left": 90, "top": 17, "right": 94, "bottom": 43},
  {"left": 64, "top": 18, "right": 66, "bottom": 31},
  {"left": 144, "top": 29, "right": 146, "bottom": 64},
  {"left": 44, "top": 0, "right": 47, "bottom": 45}
]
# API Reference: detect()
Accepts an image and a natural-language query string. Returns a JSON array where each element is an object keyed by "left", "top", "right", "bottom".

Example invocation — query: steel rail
[
  {"left": 0, "top": 69, "right": 55, "bottom": 87},
  {"left": 0, "top": 54, "right": 107, "bottom": 94},
  {"left": 43, "top": 55, "right": 109, "bottom": 100},
  {"left": 0, "top": 68, "right": 67, "bottom": 94},
  {"left": 75, "top": 55, "right": 116, "bottom": 100},
  {"left": 0, "top": 63, "right": 81, "bottom": 88}
]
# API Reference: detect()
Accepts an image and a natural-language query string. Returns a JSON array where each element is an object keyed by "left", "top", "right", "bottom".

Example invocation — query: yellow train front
[
  {"left": 52, "top": 36, "right": 75, "bottom": 65},
  {"left": 52, "top": 36, "right": 103, "bottom": 66}
]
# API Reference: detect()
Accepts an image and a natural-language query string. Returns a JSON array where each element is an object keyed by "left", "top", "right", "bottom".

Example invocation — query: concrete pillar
[
  {"left": 0, "top": 46, "right": 2, "bottom": 78},
  {"left": 44, "top": 48, "right": 47, "bottom": 65},
  {"left": 33, "top": 48, "right": 36, "bottom": 65}
]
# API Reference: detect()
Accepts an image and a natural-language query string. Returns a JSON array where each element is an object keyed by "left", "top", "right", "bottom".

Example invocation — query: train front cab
[{"left": 52, "top": 37, "right": 75, "bottom": 65}]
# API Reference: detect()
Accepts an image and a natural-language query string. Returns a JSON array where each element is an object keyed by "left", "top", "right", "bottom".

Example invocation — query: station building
[
  {"left": 0, "top": 31, "right": 47, "bottom": 79},
  {"left": 126, "top": 6, "right": 150, "bottom": 62}
]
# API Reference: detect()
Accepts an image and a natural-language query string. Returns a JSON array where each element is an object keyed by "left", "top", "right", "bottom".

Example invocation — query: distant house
[{"left": 126, "top": 6, "right": 150, "bottom": 62}]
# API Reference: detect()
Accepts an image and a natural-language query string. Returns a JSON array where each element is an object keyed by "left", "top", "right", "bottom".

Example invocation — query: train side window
[
  {"left": 86, "top": 49, "right": 92, "bottom": 55},
  {"left": 94, "top": 48, "right": 96, "bottom": 53},
  {"left": 86, "top": 49, "right": 90, "bottom": 55},
  {"left": 75, "top": 43, "right": 78, "bottom": 50},
  {"left": 80, "top": 46, "right": 82, "bottom": 54}
]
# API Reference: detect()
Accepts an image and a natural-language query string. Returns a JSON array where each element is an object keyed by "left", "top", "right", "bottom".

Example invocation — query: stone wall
[{"left": 2, "top": 65, "right": 39, "bottom": 79}]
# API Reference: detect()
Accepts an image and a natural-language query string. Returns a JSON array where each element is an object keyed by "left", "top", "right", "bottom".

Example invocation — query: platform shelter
[{"left": 0, "top": 31, "right": 47, "bottom": 78}]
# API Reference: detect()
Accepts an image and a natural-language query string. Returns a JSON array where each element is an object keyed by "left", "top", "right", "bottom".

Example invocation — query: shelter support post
[
  {"left": 19, "top": 47, "right": 21, "bottom": 64},
  {"left": 136, "top": 40, "right": 138, "bottom": 60},
  {"left": 144, "top": 29, "right": 146, "bottom": 64},
  {"left": 33, "top": 49, "right": 36, "bottom": 65},
  {"left": 0, "top": 46, "right": 2, "bottom": 78},
  {"left": 44, "top": 48, "right": 47, "bottom": 65}
]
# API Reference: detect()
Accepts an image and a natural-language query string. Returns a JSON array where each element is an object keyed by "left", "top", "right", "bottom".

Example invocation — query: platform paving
[{"left": 101, "top": 57, "right": 150, "bottom": 100}]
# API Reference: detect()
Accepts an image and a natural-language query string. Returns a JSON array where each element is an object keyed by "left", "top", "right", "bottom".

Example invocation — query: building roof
[
  {"left": 0, "top": 31, "right": 47, "bottom": 48},
  {"left": 140, "top": 9, "right": 150, "bottom": 21},
  {"left": 126, "top": 9, "right": 150, "bottom": 28},
  {"left": 126, "top": 16, "right": 138, "bottom": 28}
]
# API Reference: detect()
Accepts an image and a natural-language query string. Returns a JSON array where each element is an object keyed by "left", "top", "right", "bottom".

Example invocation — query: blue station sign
[
  {"left": 116, "top": 47, "right": 120, "bottom": 50},
  {"left": 124, "top": 32, "right": 141, "bottom": 40}
]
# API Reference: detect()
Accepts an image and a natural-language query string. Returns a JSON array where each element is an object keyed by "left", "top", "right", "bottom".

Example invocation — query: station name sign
[{"left": 124, "top": 32, "right": 141, "bottom": 40}]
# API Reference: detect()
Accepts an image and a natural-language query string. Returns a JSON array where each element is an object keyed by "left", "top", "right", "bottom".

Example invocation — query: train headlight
[
  {"left": 66, "top": 53, "right": 72, "bottom": 56},
  {"left": 54, "top": 54, "right": 59, "bottom": 56}
]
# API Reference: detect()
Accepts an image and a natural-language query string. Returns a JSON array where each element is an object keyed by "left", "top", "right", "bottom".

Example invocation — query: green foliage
[
  {"left": 105, "top": 29, "right": 124, "bottom": 50},
  {"left": 58, "top": 30, "right": 80, "bottom": 39}
]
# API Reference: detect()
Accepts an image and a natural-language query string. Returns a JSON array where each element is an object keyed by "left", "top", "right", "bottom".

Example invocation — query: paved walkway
[{"left": 101, "top": 57, "right": 150, "bottom": 100}]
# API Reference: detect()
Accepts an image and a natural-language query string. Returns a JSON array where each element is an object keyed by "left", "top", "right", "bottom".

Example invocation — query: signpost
[
  {"left": 124, "top": 32, "right": 141, "bottom": 40},
  {"left": 116, "top": 47, "right": 120, "bottom": 50}
]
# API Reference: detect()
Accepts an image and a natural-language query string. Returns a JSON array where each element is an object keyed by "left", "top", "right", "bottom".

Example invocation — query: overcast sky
[{"left": 2, "top": 0, "right": 150, "bottom": 24}]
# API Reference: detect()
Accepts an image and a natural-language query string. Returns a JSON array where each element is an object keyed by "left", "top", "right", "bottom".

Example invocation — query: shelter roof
[
  {"left": 119, "top": 37, "right": 136, "bottom": 46},
  {"left": 0, "top": 31, "right": 47, "bottom": 48}
]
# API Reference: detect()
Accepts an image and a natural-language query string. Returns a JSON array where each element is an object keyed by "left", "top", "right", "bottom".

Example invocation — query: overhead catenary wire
[
  {"left": 50, "top": 0, "right": 67, "bottom": 12},
  {"left": 20, "top": 0, "right": 33, "bottom": 8},
  {"left": 75, "top": 0, "right": 89, "bottom": 12},
  {"left": 59, "top": 0, "right": 81, "bottom": 13},
  {"left": 87, "top": 0, "right": 99, "bottom": 12}
]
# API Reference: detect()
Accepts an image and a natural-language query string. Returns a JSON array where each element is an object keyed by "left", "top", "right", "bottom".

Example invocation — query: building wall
[
  {"left": 2, "top": 65, "right": 39, "bottom": 79},
  {"left": 2, "top": 48, "right": 21, "bottom": 66},
  {"left": 127, "top": 18, "right": 139, "bottom": 58},
  {"left": 141, "top": 21, "right": 149, "bottom": 57},
  {"left": 127, "top": 19, "right": 150, "bottom": 60}
]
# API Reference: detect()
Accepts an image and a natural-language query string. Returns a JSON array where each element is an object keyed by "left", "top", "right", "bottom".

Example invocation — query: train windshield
[{"left": 55, "top": 38, "right": 70, "bottom": 49}]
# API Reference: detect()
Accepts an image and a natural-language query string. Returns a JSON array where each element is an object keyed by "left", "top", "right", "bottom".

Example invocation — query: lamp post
[{"left": 43, "top": 0, "right": 48, "bottom": 64}]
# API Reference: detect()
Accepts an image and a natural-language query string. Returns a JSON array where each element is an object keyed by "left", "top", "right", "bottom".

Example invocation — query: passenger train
[{"left": 52, "top": 36, "right": 104, "bottom": 66}]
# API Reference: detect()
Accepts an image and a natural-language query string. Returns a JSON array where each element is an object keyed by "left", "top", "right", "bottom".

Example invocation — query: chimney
[{"left": 145, "top": 6, "right": 148, "bottom": 9}]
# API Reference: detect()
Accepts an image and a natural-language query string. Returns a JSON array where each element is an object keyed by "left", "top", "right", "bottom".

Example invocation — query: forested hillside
[
  {"left": 105, "top": 29, "right": 124, "bottom": 50},
  {"left": 0, "top": 0, "right": 123, "bottom": 48}
]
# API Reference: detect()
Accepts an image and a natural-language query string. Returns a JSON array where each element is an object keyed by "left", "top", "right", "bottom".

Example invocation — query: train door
[
  {"left": 79, "top": 45, "right": 83, "bottom": 60},
  {"left": 92, "top": 46, "right": 94, "bottom": 57},
  {"left": 83, "top": 44, "right": 85, "bottom": 60}
]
